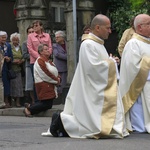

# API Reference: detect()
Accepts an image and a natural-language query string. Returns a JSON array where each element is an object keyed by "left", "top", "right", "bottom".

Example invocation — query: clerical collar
[
  {"left": 81, "top": 33, "right": 104, "bottom": 45},
  {"left": 132, "top": 33, "right": 150, "bottom": 44}
]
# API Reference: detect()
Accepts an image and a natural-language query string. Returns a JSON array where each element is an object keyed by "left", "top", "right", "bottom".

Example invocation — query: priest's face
[
  {"left": 97, "top": 19, "right": 111, "bottom": 40},
  {"left": 135, "top": 14, "right": 150, "bottom": 38},
  {"left": 140, "top": 21, "right": 150, "bottom": 37}
]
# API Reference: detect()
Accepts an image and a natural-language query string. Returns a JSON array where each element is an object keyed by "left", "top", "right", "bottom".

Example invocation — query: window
[{"left": 50, "top": 2, "right": 65, "bottom": 23}]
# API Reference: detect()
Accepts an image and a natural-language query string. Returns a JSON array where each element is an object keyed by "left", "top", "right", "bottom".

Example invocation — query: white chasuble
[
  {"left": 61, "top": 33, "right": 128, "bottom": 139},
  {"left": 119, "top": 33, "right": 150, "bottom": 133}
]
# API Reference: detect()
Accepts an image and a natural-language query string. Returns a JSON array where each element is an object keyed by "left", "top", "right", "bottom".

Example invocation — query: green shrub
[{"left": 108, "top": 0, "right": 149, "bottom": 37}]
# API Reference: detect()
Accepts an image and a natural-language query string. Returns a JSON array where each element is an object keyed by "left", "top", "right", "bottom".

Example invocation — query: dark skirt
[
  {"left": 10, "top": 72, "right": 24, "bottom": 97},
  {"left": 2, "top": 69, "right": 10, "bottom": 96}
]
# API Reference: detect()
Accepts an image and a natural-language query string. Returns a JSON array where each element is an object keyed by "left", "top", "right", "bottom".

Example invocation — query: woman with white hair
[
  {"left": 10, "top": 32, "right": 24, "bottom": 107},
  {"left": 0, "top": 31, "right": 13, "bottom": 108},
  {"left": 53, "top": 30, "right": 67, "bottom": 100}
]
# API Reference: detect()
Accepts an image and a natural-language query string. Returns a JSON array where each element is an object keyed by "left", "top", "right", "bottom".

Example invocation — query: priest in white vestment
[
  {"left": 119, "top": 14, "right": 150, "bottom": 133},
  {"left": 50, "top": 14, "right": 129, "bottom": 139}
]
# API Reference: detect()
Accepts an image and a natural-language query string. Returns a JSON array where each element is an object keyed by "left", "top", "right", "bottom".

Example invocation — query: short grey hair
[
  {"left": 134, "top": 16, "right": 142, "bottom": 29},
  {"left": 10, "top": 32, "right": 20, "bottom": 42},
  {"left": 55, "top": 30, "right": 66, "bottom": 38},
  {"left": 0, "top": 31, "right": 7, "bottom": 38},
  {"left": 134, "top": 14, "right": 150, "bottom": 30},
  {"left": 38, "top": 43, "right": 48, "bottom": 54},
  {"left": 91, "top": 14, "right": 109, "bottom": 29}
]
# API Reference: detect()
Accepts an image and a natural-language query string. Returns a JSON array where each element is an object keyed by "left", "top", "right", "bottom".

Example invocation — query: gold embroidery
[
  {"left": 93, "top": 59, "right": 117, "bottom": 139},
  {"left": 123, "top": 56, "right": 150, "bottom": 113},
  {"left": 132, "top": 33, "right": 150, "bottom": 44},
  {"left": 81, "top": 34, "right": 104, "bottom": 45}
]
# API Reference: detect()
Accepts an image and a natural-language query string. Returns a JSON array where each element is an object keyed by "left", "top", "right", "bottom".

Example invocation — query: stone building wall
[{"left": 0, "top": 1, "right": 18, "bottom": 41}]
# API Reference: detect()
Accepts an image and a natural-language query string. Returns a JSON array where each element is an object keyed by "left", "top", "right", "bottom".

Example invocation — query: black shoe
[{"left": 50, "top": 112, "right": 60, "bottom": 137}]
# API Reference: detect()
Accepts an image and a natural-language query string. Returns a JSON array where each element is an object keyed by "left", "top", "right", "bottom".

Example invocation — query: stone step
[{"left": 0, "top": 104, "right": 64, "bottom": 117}]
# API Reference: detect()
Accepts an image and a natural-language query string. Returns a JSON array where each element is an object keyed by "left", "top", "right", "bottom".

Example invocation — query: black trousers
[
  {"left": 28, "top": 99, "right": 53, "bottom": 115},
  {"left": 30, "top": 64, "right": 39, "bottom": 103},
  {"left": 50, "top": 111, "right": 69, "bottom": 137}
]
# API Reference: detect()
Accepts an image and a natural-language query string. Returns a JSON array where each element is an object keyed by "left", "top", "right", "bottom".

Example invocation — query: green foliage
[
  {"left": 107, "top": 0, "right": 150, "bottom": 54},
  {"left": 107, "top": 0, "right": 125, "bottom": 11},
  {"left": 109, "top": 0, "right": 149, "bottom": 39},
  {"left": 110, "top": 8, "right": 148, "bottom": 39},
  {"left": 128, "top": 0, "right": 145, "bottom": 9}
]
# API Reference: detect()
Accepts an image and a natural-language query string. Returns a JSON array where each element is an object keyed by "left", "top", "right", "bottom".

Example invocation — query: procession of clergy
[
  {"left": 48, "top": 13, "right": 150, "bottom": 139},
  {"left": 1, "top": 12, "right": 150, "bottom": 139}
]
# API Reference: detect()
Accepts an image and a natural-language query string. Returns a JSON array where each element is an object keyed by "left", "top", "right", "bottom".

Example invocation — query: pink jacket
[{"left": 27, "top": 32, "right": 52, "bottom": 64}]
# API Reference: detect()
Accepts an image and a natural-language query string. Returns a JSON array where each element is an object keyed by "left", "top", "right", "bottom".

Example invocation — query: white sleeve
[{"left": 109, "top": 57, "right": 120, "bottom": 80}]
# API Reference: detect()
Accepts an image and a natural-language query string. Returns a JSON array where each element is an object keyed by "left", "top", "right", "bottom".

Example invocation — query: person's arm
[
  {"left": 27, "top": 34, "right": 39, "bottom": 59},
  {"left": 53, "top": 44, "right": 67, "bottom": 60},
  {"left": 7, "top": 43, "right": 13, "bottom": 62},
  {"left": 37, "top": 58, "right": 60, "bottom": 84},
  {"left": 0, "top": 52, "right": 4, "bottom": 73},
  {"left": 22, "top": 42, "right": 30, "bottom": 60},
  {"left": 47, "top": 34, "right": 52, "bottom": 54}
]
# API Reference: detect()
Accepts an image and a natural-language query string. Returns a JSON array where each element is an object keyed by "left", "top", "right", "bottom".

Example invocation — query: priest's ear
[
  {"left": 137, "top": 23, "right": 146, "bottom": 32},
  {"left": 95, "top": 24, "right": 102, "bottom": 32}
]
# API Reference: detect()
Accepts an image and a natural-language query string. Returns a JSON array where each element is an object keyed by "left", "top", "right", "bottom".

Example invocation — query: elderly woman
[
  {"left": 53, "top": 30, "right": 67, "bottom": 97},
  {"left": 10, "top": 32, "right": 24, "bottom": 107},
  {"left": 0, "top": 31, "right": 13, "bottom": 108},
  {"left": 23, "top": 44, "right": 60, "bottom": 117}
]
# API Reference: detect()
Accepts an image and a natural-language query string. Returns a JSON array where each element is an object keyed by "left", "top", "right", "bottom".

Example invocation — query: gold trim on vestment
[
  {"left": 81, "top": 34, "right": 104, "bottom": 45},
  {"left": 93, "top": 59, "right": 117, "bottom": 139},
  {"left": 132, "top": 33, "right": 150, "bottom": 44},
  {"left": 123, "top": 56, "right": 150, "bottom": 114}
]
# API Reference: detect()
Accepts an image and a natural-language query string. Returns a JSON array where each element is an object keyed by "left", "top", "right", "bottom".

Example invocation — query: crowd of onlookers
[
  {"left": 0, "top": 19, "right": 94, "bottom": 112},
  {"left": 0, "top": 16, "right": 134, "bottom": 115},
  {"left": 0, "top": 19, "right": 120, "bottom": 115},
  {"left": 0, "top": 20, "right": 67, "bottom": 115}
]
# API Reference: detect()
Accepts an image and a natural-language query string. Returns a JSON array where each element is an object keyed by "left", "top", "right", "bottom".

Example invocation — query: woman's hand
[
  {"left": 4, "top": 56, "right": 11, "bottom": 62},
  {"left": 13, "top": 59, "right": 24, "bottom": 64}
]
